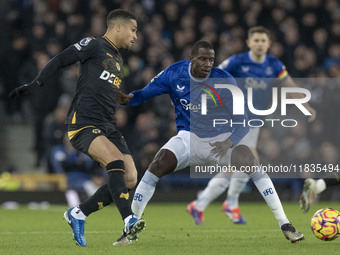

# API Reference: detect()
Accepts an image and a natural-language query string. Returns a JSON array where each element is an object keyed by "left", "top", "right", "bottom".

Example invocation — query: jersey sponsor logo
[
  {"left": 244, "top": 77, "right": 268, "bottom": 90},
  {"left": 180, "top": 98, "right": 201, "bottom": 112},
  {"left": 99, "top": 70, "right": 122, "bottom": 88},
  {"left": 265, "top": 67, "right": 273, "bottom": 75},
  {"left": 79, "top": 37, "right": 92, "bottom": 46},
  {"left": 92, "top": 129, "right": 101, "bottom": 134},
  {"left": 176, "top": 84, "right": 185, "bottom": 92},
  {"left": 241, "top": 66, "right": 250, "bottom": 72}
]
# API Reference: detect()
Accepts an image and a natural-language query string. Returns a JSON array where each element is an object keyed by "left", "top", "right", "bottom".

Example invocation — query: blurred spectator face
[
  {"left": 128, "top": 55, "right": 142, "bottom": 73},
  {"left": 174, "top": 30, "right": 186, "bottom": 49},
  {"left": 189, "top": 47, "right": 215, "bottom": 78},
  {"left": 219, "top": 0, "right": 234, "bottom": 12},
  {"left": 161, "top": 55, "right": 175, "bottom": 69},
  {"left": 91, "top": 15, "right": 106, "bottom": 36},
  {"left": 313, "top": 28, "right": 328, "bottom": 46},
  {"left": 55, "top": 21, "right": 66, "bottom": 37},
  {"left": 115, "top": 109, "right": 128, "bottom": 128},
  {"left": 35, "top": 52, "right": 50, "bottom": 70},
  {"left": 302, "top": 13, "right": 317, "bottom": 28},
  {"left": 47, "top": 40, "right": 62, "bottom": 57},
  {"left": 199, "top": 16, "right": 215, "bottom": 34},
  {"left": 284, "top": 28, "right": 299, "bottom": 45},
  {"left": 181, "top": 15, "right": 195, "bottom": 30},
  {"left": 164, "top": 1, "right": 178, "bottom": 21},
  {"left": 151, "top": 15, "right": 165, "bottom": 32},
  {"left": 223, "top": 12, "right": 238, "bottom": 27},
  {"left": 320, "top": 142, "right": 339, "bottom": 164},
  {"left": 331, "top": 22, "right": 340, "bottom": 38},
  {"left": 328, "top": 44, "right": 340, "bottom": 57},
  {"left": 271, "top": 8, "right": 286, "bottom": 24},
  {"left": 142, "top": 67, "right": 156, "bottom": 84},
  {"left": 269, "top": 41, "right": 284, "bottom": 58},
  {"left": 262, "top": 139, "right": 281, "bottom": 161},
  {"left": 246, "top": 32, "right": 271, "bottom": 58},
  {"left": 12, "top": 36, "right": 27, "bottom": 51},
  {"left": 32, "top": 24, "right": 46, "bottom": 40}
]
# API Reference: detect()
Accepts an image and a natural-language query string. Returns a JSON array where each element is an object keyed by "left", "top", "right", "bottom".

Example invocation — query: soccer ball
[{"left": 311, "top": 208, "right": 340, "bottom": 241}]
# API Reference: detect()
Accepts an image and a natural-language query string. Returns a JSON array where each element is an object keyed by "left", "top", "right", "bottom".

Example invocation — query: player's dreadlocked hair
[
  {"left": 106, "top": 9, "right": 136, "bottom": 28},
  {"left": 191, "top": 41, "right": 214, "bottom": 56}
]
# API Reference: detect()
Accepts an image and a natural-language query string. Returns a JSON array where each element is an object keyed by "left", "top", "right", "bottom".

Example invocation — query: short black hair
[
  {"left": 248, "top": 26, "right": 271, "bottom": 39},
  {"left": 191, "top": 40, "right": 214, "bottom": 56},
  {"left": 106, "top": 9, "right": 136, "bottom": 28}
]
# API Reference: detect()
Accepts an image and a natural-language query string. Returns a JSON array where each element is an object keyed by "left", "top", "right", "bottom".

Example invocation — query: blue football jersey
[
  {"left": 128, "top": 59, "right": 249, "bottom": 145},
  {"left": 218, "top": 51, "right": 288, "bottom": 120}
]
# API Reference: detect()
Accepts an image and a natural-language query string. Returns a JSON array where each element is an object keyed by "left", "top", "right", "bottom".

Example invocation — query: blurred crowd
[{"left": 0, "top": 0, "right": 339, "bottom": 190}]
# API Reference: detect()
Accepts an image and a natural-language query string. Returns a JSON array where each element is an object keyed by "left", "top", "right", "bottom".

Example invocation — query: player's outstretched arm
[
  {"left": 9, "top": 81, "right": 41, "bottom": 99},
  {"left": 9, "top": 47, "right": 80, "bottom": 100},
  {"left": 283, "top": 76, "right": 317, "bottom": 122}
]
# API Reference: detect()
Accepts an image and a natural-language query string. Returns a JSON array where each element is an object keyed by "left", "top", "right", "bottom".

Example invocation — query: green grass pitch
[{"left": 1, "top": 202, "right": 340, "bottom": 255}]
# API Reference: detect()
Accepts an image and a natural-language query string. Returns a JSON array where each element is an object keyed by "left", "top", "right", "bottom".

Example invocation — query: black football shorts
[{"left": 68, "top": 123, "right": 131, "bottom": 156}]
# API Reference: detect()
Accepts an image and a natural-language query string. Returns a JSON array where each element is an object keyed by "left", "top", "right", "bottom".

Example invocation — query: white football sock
[
  {"left": 131, "top": 170, "right": 159, "bottom": 218},
  {"left": 250, "top": 169, "right": 289, "bottom": 227},
  {"left": 195, "top": 172, "right": 230, "bottom": 211},
  {"left": 71, "top": 206, "right": 86, "bottom": 220},
  {"left": 226, "top": 171, "right": 249, "bottom": 209}
]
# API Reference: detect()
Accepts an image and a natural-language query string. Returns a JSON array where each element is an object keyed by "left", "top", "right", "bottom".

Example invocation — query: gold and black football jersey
[{"left": 65, "top": 36, "right": 124, "bottom": 125}]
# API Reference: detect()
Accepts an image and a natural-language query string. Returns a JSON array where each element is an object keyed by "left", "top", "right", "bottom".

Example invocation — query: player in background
[
  {"left": 118, "top": 40, "right": 304, "bottom": 244},
  {"left": 187, "top": 26, "right": 316, "bottom": 225},
  {"left": 9, "top": 9, "right": 145, "bottom": 246},
  {"left": 300, "top": 177, "right": 340, "bottom": 213}
]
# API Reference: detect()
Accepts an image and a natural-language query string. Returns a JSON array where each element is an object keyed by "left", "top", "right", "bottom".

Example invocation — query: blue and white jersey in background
[
  {"left": 128, "top": 59, "right": 249, "bottom": 146},
  {"left": 218, "top": 51, "right": 289, "bottom": 120}
]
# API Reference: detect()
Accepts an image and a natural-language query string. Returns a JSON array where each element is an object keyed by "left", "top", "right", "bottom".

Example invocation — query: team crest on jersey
[
  {"left": 265, "top": 67, "right": 273, "bottom": 75},
  {"left": 80, "top": 37, "right": 92, "bottom": 46},
  {"left": 242, "top": 66, "right": 250, "bottom": 72},
  {"left": 176, "top": 84, "right": 185, "bottom": 92},
  {"left": 92, "top": 129, "right": 101, "bottom": 134},
  {"left": 103, "top": 59, "right": 118, "bottom": 73},
  {"left": 116, "top": 62, "right": 121, "bottom": 71}
]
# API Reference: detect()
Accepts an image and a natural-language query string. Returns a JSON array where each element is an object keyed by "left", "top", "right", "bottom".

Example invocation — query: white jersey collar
[{"left": 248, "top": 51, "right": 266, "bottom": 64}]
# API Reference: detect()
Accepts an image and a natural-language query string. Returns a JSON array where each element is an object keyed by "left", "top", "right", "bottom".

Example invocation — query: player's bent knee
[
  {"left": 124, "top": 168, "right": 137, "bottom": 189},
  {"left": 148, "top": 149, "right": 177, "bottom": 178},
  {"left": 231, "top": 145, "right": 258, "bottom": 171}
]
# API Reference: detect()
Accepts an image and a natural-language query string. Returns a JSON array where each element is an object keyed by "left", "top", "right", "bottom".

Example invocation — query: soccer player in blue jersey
[
  {"left": 188, "top": 26, "right": 316, "bottom": 228},
  {"left": 117, "top": 40, "right": 304, "bottom": 244}
]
